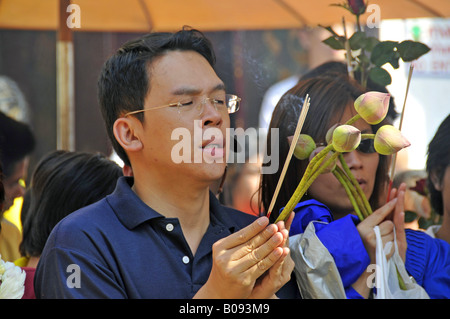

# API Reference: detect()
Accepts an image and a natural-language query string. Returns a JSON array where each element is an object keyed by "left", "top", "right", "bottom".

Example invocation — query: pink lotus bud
[
  {"left": 348, "top": 0, "right": 367, "bottom": 15},
  {"left": 287, "top": 134, "right": 316, "bottom": 160},
  {"left": 332, "top": 125, "right": 361, "bottom": 153},
  {"left": 354, "top": 91, "right": 390, "bottom": 125},
  {"left": 309, "top": 146, "right": 336, "bottom": 173},
  {"left": 374, "top": 125, "right": 411, "bottom": 155}
]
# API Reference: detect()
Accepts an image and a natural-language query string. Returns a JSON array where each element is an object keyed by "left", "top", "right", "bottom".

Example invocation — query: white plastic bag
[{"left": 373, "top": 226, "right": 429, "bottom": 299}]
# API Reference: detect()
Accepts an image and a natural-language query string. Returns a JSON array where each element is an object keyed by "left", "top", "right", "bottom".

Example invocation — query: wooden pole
[{"left": 57, "top": 0, "right": 75, "bottom": 150}]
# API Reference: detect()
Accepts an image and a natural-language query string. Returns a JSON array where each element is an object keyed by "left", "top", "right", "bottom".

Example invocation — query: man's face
[
  {"left": 2, "top": 157, "right": 28, "bottom": 212},
  {"left": 138, "top": 50, "right": 230, "bottom": 185}
]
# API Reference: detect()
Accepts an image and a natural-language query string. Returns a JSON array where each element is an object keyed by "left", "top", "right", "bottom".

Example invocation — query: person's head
[
  {"left": 98, "top": 27, "right": 236, "bottom": 186},
  {"left": 0, "top": 111, "right": 35, "bottom": 211},
  {"left": 0, "top": 76, "right": 30, "bottom": 123},
  {"left": 300, "top": 61, "right": 398, "bottom": 122},
  {"left": 19, "top": 150, "right": 123, "bottom": 258},
  {"left": 261, "top": 75, "right": 390, "bottom": 222},
  {"left": 426, "top": 114, "right": 450, "bottom": 216}
]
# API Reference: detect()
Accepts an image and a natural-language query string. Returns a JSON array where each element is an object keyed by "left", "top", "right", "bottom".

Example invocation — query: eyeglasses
[
  {"left": 356, "top": 138, "right": 376, "bottom": 154},
  {"left": 124, "top": 94, "right": 240, "bottom": 118}
]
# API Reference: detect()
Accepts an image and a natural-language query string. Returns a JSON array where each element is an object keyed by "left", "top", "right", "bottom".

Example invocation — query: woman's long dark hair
[
  {"left": 20, "top": 150, "right": 123, "bottom": 257},
  {"left": 260, "top": 75, "right": 391, "bottom": 222}
]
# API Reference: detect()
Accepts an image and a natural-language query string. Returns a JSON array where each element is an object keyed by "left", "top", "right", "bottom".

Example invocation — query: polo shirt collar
[
  {"left": 208, "top": 191, "right": 237, "bottom": 234},
  {"left": 107, "top": 176, "right": 237, "bottom": 233},
  {"left": 107, "top": 177, "right": 163, "bottom": 229}
]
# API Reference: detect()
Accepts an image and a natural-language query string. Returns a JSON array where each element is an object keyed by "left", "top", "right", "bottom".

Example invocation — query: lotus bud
[
  {"left": 374, "top": 125, "right": 411, "bottom": 155},
  {"left": 332, "top": 125, "right": 361, "bottom": 153},
  {"left": 309, "top": 146, "right": 336, "bottom": 173},
  {"left": 354, "top": 91, "right": 390, "bottom": 125},
  {"left": 287, "top": 134, "right": 316, "bottom": 160},
  {"left": 325, "top": 123, "right": 339, "bottom": 145}
]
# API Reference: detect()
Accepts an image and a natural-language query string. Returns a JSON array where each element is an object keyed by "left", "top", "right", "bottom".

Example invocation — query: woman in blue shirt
[{"left": 260, "top": 74, "right": 450, "bottom": 298}]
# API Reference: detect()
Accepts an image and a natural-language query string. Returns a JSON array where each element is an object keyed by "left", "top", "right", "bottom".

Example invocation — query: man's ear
[
  {"left": 113, "top": 117, "right": 143, "bottom": 152},
  {"left": 430, "top": 170, "right": 442, "bottom": 191}
]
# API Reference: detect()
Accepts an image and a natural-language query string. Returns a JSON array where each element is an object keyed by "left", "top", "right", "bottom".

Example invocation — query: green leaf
[
  {"left": 322, "top": 36, "right": 345, "bottom": 50},
  {"left": 356, "top": 53, "right": 370, "bottom": 65},
  {"left": 368, "top": 66, "right": 392, "bottom": 86},
  {"left": 389, "top": 55, "right": 400, "bottom": 69},
  {"left": 349, "top": 31, "right": 366, "bottom": 50},
  {"left": 371, "top": 41, "right": 400, "bottom": 68},
  {"left": 397, "top": 40, "right": 431, "bottom": 62},
  {"left": 362, "top": 36, "right": 380, "bottom": 51}
]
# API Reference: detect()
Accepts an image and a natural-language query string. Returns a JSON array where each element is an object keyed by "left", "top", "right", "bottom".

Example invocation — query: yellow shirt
[{"left": 0, "top": 218, "right": 22, "bottom": 262}]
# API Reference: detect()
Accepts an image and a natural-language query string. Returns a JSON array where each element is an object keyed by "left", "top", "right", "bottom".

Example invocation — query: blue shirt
[
  {"left": 405, "top": 229, "right": 450, "bottom": 299},
  {"left": 289, "top": 199, "right": 370, "bottom": 299},
  {"left": 288, "top": 199, "right": 450, "bottom": 299},
  {"left": 35, "top": 177, "right": 299, "bottom": 299}
]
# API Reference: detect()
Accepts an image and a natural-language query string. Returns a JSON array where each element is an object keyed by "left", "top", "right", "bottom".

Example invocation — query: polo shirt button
[
  {"left": 182, "top": 256, "right": 190, "bottom": 264},
  {"left": 166, "top": 223, "right": 174, "bottom": 232}
]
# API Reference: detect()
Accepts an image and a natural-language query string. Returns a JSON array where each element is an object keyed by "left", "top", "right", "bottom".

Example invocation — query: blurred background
[{"left": 0, "top": 0, "right": 449, "bottom": 218}]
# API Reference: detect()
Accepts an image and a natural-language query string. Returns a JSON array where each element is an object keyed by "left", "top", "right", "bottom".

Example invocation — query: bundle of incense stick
[{"left": 266, "top": 94, "right": 310, "bottom": 219}]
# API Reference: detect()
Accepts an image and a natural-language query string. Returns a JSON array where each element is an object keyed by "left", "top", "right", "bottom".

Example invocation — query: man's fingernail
[{"left": 258, "top": 217, "right": 268, "bottom": 226}]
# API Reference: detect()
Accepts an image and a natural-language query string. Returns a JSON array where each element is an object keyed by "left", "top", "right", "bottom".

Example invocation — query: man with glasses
[{"left": 35, "top": 27, "right": 298, "bottom": 299}]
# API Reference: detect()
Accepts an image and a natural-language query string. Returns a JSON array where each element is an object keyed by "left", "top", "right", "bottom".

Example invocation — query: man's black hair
[{"left": 97, "top": 27, "right": 216, "bottom": 166}]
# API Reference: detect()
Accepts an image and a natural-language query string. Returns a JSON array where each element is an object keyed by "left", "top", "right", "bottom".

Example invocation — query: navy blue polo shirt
[{"left": 34, "top": 176, "right": 299, "bottom": 299}]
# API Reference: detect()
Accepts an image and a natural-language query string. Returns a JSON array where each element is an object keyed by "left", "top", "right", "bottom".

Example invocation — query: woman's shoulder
[{"left": 290, "top": 199, "right": 334, "bottom": 236}]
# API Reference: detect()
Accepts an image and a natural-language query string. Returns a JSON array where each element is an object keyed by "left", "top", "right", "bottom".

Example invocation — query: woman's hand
[
  {"left": 357, "top": 196, "right": 398, "bottom": 263},
  {"left": 392, "top": 183, "right": 407, "bottom": 261},
  {"left": 352, "top": 182, "right": 408, "bottom": 298}
]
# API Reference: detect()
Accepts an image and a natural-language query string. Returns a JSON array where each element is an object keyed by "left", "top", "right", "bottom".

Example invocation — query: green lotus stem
[
  {"left": 283, "top": 143, "right": 335, "bottom": 213},
  {"left": 334, "top": 165, "right": 369, "bottom": 220},
  {"left": 307, "top": 144, "right": 335, "bottom": 177},
  {"left": 361, "top": 133, "right": 375, "bottom": 139},
  {"left": 275, "top": 151, "right": 340, "bottom": 223},
  {"left": 396, "top": 267, "right": 407, "bottom": 290},
  {"left": 338, "top": 153, "right": 373, "bottom": 216},
  {"left": 345, "top": 114, "right": 361, "bottom": 126},
  {"left": 344, "top": 132, "right": 374, "bottom": 218},
  {"left": 333, "top": 168, "right": 365, "bottom": 221}
]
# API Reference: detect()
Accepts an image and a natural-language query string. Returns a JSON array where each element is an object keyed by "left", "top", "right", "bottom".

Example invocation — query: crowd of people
[{"left": 0, "top": 27, "right": 448, "bottom": 299}]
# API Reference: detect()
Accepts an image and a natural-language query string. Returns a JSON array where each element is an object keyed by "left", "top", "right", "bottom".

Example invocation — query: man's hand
[
  {"left": 249, "top": 212, "right": 295, "bottom": 299},
  {"left": 195, "top": 213, "right": 294, "bottom": 299}
]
